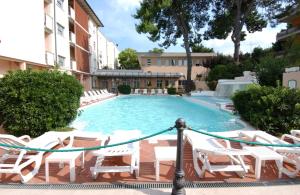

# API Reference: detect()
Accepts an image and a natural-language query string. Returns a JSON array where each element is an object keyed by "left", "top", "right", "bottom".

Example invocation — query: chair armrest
[
  {"left": 281, "top": 134, "right": 300, "bottom": 144},
  {"left": 18, "top": 135, "right": 31, "bottom": 142},
  {"left": 290, "top": 130, "right": 300, "bottom": 137},
  {"left": 253, "top": 134, "right": 272, "bottom": 144}
]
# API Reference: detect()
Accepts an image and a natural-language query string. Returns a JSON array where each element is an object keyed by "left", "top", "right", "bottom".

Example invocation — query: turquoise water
[
  {"left": 71, "top": 96, "right": 243, "bottom": 135},
  {"left": 192, "top": 96, "right": 232, "bottom": 104}
]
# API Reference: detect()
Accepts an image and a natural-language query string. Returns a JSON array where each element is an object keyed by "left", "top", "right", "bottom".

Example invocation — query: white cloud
[
  {"left": 115, "top": 0, "right": 141, "bottom": 11},
  {"left": 203, "top": 24, "right": 287, "bottom": 55}
]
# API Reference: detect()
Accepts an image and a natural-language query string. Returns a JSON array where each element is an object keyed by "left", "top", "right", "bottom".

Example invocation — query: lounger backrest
[
  {"left": 84, "top": 91, "right": 90, "bottom": 97},
  {"left": 0, "top": 135, "right": 27, "bottom": 151},
  {"left": 104, "top": 89, "right": 109, "bottom": 94},
  {"left": 95, "top": 90, "right": 101, "bottom": 95}
]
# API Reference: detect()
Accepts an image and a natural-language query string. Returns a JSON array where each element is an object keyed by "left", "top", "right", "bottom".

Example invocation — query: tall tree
[
  {"left": 134, "top": 0, "right": 210, "bottom": 93},
  {"left": 149, "top": 47, "right": 164, "bottom": 54},
  {"left": 118, "top": 48, "right": 140, "bottom": 69},
  {"left": 205, "top": 0, "right": 297, "bottom": 64}
]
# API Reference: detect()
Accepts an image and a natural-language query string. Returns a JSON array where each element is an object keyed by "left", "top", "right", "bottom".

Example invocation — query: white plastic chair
[
  {"left": 157, "top": 89, "right": 163, "bottom": 95},
  {"left": 150, "top": 89, "right": 156, "bottom": 95},
  {"left": 184, "top": 131, "right": 250, "bottom": 178},
  {"left": 142, "top": 89, "right": 148, "bottom": 95},
  {"left": 0, "top": 132, "right": 71, "bottom": 183},
  {"left": 90, "top": 130, "right": 141, "bottom": 179},
  {"left": 239, "top": 130, "right": 300, "bottom": 178}
]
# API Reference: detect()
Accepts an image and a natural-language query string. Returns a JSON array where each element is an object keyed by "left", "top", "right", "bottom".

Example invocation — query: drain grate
[{"left": 0, "top": 180, "right": 299, "bottom": 190}]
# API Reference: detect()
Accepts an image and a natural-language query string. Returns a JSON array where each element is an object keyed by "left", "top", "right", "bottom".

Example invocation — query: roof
[
  {"left": 137, "top": 52, "right": 217, "bottom": 58},
  {"left": 77, "top": 0, "right": 104, "bottom": 27},
  {"left": 93, "top": 70, "right": 183, "bottom": 78}
]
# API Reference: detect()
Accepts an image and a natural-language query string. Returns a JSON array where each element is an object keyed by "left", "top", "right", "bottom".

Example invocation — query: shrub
[
  {"left": 255, "top": 55, "right": 286, "bottom": 87},
  {"left": 232, "top": 85, "right": 300, "bottom": 135},
  {"left": 0, "top": 70, "right": 83, "bottom": 137},
  {"left": 167, "top": 87, "right": 177, "bottom": 95},
  {"left": 206, "top": 64, "right": 243, "bottom": 90},
  {"left": 118, "top": 84, "right": 131, "bottom": 94}
]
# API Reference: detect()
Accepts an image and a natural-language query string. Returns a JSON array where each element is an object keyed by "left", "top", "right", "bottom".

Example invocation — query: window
[
  {"left": 178, "top": 80, "right": 184, "bottom": 86},
  {"left": 157, "top": 58, "right": 161, "bottom": 66},
  {"left": 57, "top": 55, "right": 65, "bottom": 67},
  {"left": 57, "top": 0, "right": 64, "bottom": 8},
  {"left": 147, "top": 58, "right": 151, "bottom": 65},
  {"left": 165, "top": 80, "right": 169, "bottom": 88},
  {"left": 157, "top": 80, "right": 162, "bottom": 88},
  {"left": 288, "top": 80, "right": 297, "bottom": 89},
  {"left": 171, "top": 59, "right": 176, "bottom": 66},
  {"left": 57, "top": 23, "right": 64, "bottom": 36},
  {"left": 133, "top": 79, "right": 140, "bottom": 88},
  {"left": 183, "top": 59, "right": 187, "bottom": 66}
]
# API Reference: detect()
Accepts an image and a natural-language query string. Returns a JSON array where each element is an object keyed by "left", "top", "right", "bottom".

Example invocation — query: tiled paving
[{"left": 0, "top": 138, "right": 299, "bottom": 184}]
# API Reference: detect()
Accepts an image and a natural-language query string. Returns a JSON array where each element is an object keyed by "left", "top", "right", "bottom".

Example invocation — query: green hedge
[
  {"left": 118, "top": 85, "right": 131, "bottom": 94},
  {"left": 0, "top": 70, "right": 83, "bottom": 137},
  {"left": 167, "top": 87, "right": 177, "bottom": 95},
  {"left": 232, "top": 85, "right": 300, "bottom": 135}
]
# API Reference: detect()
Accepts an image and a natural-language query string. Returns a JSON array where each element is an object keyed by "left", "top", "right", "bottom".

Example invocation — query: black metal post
[{"left": 171, "top": 118, "right": 186, "bottom": 195}]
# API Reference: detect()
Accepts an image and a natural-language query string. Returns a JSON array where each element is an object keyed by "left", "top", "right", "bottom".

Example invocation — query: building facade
[
  {"left": 97, "top": 31, "right": 119, "bottom": 71},
  {"left": 0, "top": 0, "right": 104, "bottom": 90},
  {"left": 137, "top": 52, "right": 216, "bottom": 90},
  {"left": 283, "top": 67, "right": 300, "bottom": 89}
]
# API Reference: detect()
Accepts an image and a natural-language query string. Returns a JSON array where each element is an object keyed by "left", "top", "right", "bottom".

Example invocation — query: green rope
[
  {"left": 0, "top": 127, "right": 175, "bottom": 152},
  {"left": 188, "top": 128, "right": 300, "bottom": 147}
]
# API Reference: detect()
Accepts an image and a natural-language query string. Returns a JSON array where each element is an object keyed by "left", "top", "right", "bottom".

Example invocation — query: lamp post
[{"left": 171, "top": 118, "right": 186, "bottom": 195}]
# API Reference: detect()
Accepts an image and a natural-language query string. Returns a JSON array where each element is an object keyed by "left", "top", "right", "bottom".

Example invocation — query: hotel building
[
  {"left": 93, "top": 52, "right": 215, "bottom": 92},
  {"left": 276, "top": 4, "right": 300, "bottom": 89},
  {"left": 0, "top": 0, "right": 103, "bottom": 90}
]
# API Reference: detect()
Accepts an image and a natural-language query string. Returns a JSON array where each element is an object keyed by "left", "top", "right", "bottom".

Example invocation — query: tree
[
  {"left": 205, "top": 0, "right": 297, "bottom": 64},
  {"left": 149, "top": 47, "right": 164, "bottom": 53},
  {"left": 256, "top": 55, "right": 287, "bottom": 87},
  {"left": 118, "top": 48, "right": 140, "bottom": 69},
  {"left": 191, "top": 44, "right": 214, "bottom": 53},
  {"left": 134, "top": 0, "right": 210, "bottom": 93}
]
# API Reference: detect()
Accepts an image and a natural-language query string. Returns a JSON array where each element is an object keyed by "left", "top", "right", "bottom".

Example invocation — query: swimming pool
[
  {"left": 192, "top": 96, "right": 233, "bottom": 105},
  {"left": 71, "top": 96, "right": 243, "bottom": 135}
]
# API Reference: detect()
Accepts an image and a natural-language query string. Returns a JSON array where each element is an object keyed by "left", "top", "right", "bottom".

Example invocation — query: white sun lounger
[
  {"left": 0, "top": 131, "right": 72, "bottom": 183},
  {"left": 184, "top": 131, "right": 250, "bottom": 178},
  {"left": 157, "top": 89, "right": 163, "bottom": 95},
  {"left": 163, "top": 88, "right": 168, "bottom": 94},
  {"left": 239, "top": 130, "right": 300, "bottom": 178},
  {"left": 150, "top": 89, "right": 156, "bottom": 95},
  {"left": 142, "top": 89, "right": 147, "bottom": 95},
  {"left": 134, "top": 89, "right": 140, "bottom": 95},
  {"left": 90, "top": 130, "right": 141, "bottom": 179}
]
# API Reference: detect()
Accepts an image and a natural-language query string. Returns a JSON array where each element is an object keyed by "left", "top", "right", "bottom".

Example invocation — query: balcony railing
[
  {"left": 44, "top": 14, "right": 53, "bottom": 33},
  {"left": 276, "top": 27, "right": 300, "bottom": 41},
  {"left": 45, "top": 51, "right": 55, "bottom": 66},
  {"left": 69, "top": 32, "right": 75, "bottom": 44},
  {"left": 68, "top": 7, "right": 75, "bottom": 20},
  {"left": 70, "top": 60, "right": 77, "bottom": 70}
]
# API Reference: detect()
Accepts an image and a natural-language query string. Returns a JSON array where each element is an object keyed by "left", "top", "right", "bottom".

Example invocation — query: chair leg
[{"left": 193, "top": 150, "right": 205, "bottom": 178}]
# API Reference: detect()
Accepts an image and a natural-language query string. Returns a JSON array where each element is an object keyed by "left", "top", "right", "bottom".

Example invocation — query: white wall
[
  {"left": 97, "top": 31, "right": 119, "bottom": 70},
  {"left": 55, "top": 0, "right": 71, "bottom": 70},
  {"left": 0, "top": 0, "right": 46, "bottom": 64},
  {"left": 88, "top": 19, "right": 99, "bottom": 73}
]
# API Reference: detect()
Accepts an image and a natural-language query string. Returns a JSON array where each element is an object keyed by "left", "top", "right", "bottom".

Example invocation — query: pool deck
[{"left": 1, "top": 138, "right": 299, "bottom": 184}]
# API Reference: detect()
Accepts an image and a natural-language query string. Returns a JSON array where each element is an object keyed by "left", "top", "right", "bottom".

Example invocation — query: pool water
[
  {"left": 71, "top": 96, "right": 243, "bottom": 135},
  {"left": 192, "top": 96, "right": 233, "bottom": 104}
]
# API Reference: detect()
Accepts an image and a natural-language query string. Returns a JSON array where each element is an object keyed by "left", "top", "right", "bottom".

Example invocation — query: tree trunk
[
  {"left": 232, "top": 0, "right": 243, "bottom": 64},
  {"left": 172, "top": 0, "right": 193, "bottom": 93}
]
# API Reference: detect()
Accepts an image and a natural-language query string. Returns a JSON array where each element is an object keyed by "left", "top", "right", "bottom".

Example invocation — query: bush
[
  {"left": 232, "top": 85, "right": 300, "bottom": 135},
  {"left": 255, "top": 55, "right": 286, "bottom": 87},
  {"left": 167, "top": 87, "right": 177, "bottom": 95},
  {"left": 0, "top": 70, "right": 83, "bottom": 137},
  {"left": 206, "top": 64, "right": 243, "bottom": 90},
  {"left": 118, "top": 85, "right": 131, "bottom": 94}
]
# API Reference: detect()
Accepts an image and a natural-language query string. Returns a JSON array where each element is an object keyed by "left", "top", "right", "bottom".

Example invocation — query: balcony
[
  {"left": 44, "top": 0, "right": 52, "bottom": 4},
  {"left": 44, "top": 14, "right": 53, "bottom": 33},
  {"left": 45, "top": 51, "right": 55, "bottom": 66},
  {"left": 70, "top": 60, "right": 77, "bottom": 71},
  {"left": 68, "top": 7, "right": 75, "bottom": 21},
  {"left": 276, "top": 27, "right": 300, "bottom": 41},
  {"left": 69, "top": 32, "right": 75, "bottom": 45}
]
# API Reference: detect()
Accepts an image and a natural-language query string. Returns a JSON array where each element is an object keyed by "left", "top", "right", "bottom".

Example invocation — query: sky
[{"left": 87, "top": 0, "right": 287, "bottom": 55}]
